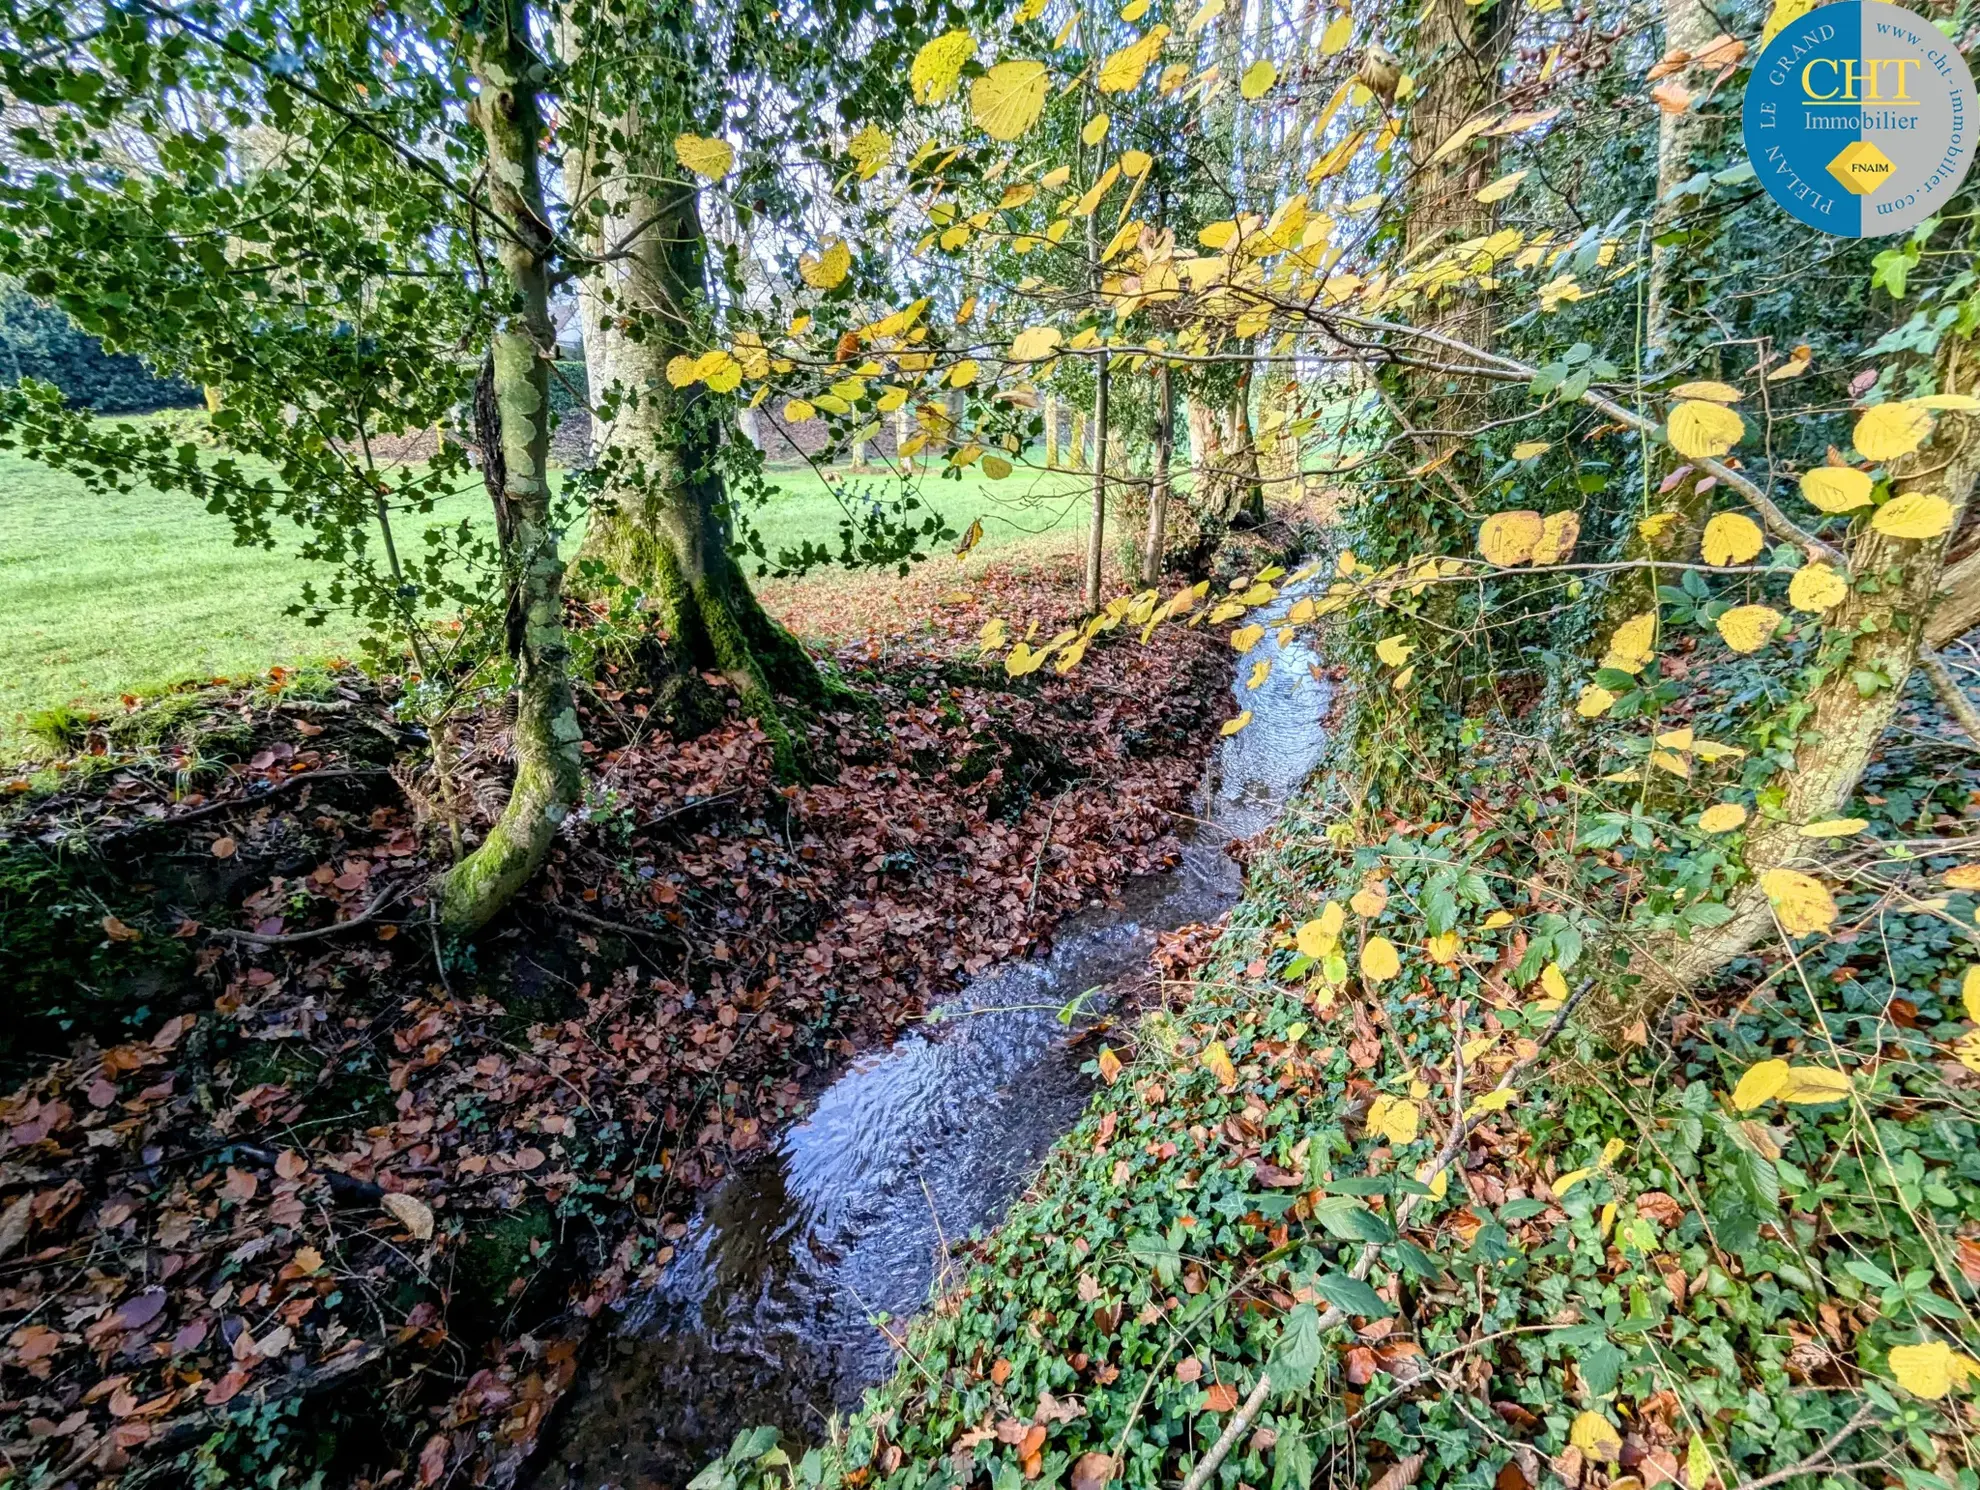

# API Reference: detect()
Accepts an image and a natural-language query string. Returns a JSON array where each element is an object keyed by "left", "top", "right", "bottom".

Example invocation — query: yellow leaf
[
  {"left": 1202, "top": 1040, "right": 1238, "bottom": 1089},
  {"left": 1425, "top": 931, "right": 1460, "bottom": 965},
  {"left": 1510, "top": 439, "right": 1550, "bottom": 460},
  {"left": 1221, "top": 710, "right": 1253, "bottom": 735},
  {"left": 971, "top": 60, "right": 1052, "bottom": 141},
  {"left": 1600, "top": 1136, "right": 1625, "bottom": 1164},
  {"left": 1476, "top": 169, "right": 1527, "bottom": 204},
  {"left": 1246, "top": 659, "right": 1271, "bottom": 690},
  {"left": 381, "top": 1192, "right": 434, "bottom": 1241},
  {"left": 1350, "top": 883, "right": 1387, "bottom": 917},
  {"left": 949, "top": 359, "right": 979, "bottom": 388},
  {"left": 1365, "top": 1094, "right": 1420, "bottom": 1145},
  {"left": 1360, "top": 936, "right": 1401, "bottom": 982},
  {"left": 783, "top": 399, "right": 817, "bottom": 423},
  {"left": 1554, "top": 1167, "right": 1594, "bottom": 1195},
  {"left": 1778, "top": 1065, "right": 1850, "bottom": 1104},
  {"left": 1716, "top": 604, "right": 1781, "bottom": 654},
  {"left": 1120, "top": 0, "right": 1150, "bottom": 17},
  {"left": 1465, "top": 1088, "right": 1516, "bottom": 1119},
  {"left": 1478, "top": 509, "right": 1544, "bottom": 566},
  {"left": 1799, "top": 817, "right": 1866, "bottom": 839},
  {"left": 1417, "top": 1162, "right": 1449, "bottom": 1200},
  {"left": 1889, "top": 1340, "right": 1969, "bottom": 1400},
  {"left": 1533, "top": 510, "right": 1581, "bottom": 565},
  {"left": 1958, "top": 1030, "right": 1980, "bottom": 1075},
  {"left": 1698, "top": 803, "right": 1747, "bottom": 834},
  {"left": 799, "top": 240, "right": 852, "bottom": 290},
  {"left": 910, "top": 30, "right": 976, "bottom": 104},
  {"left": 1097, "top": 1046, "right": 1123, "bottom": 1083},
  {"left": 1701, "top": 512, "right": 1764, "bottom": 566},
  {"left": 1946, "top": 866, "right": 1980, "bottom": 890},
  {"left": 1853, "top": 401, "right": 1933, "bottom": 462},
  {"left": 1570, "top": 1412, "right": 1623, "bottom": 1463},
  {"left": 674, "top": 133, "right": 736, "bottom": 180},
  {"left": 1230, "top": 623, "right": 1265, "bottom": 653},
  {"left": 665, "top": 354, "right": 700, "bottom": 388},
  {"left": 1798, "top": 466, "right": 1873, "bottom": 513},
  {"left": 1870, "top": 491, "right": 1954, "bottom": 540},
  {"left": 982, "top": 455, "right": 1013, "bottom": 479},
  {"left": 1759, "top": 868, "right": 1837, "bottom": 935},
  {"left": 1637, "top": 511, "right": 1680, "bottom": 542},
  {"left": 1667, "top": 400, "right": 1745, "bottom": 459},
  {"left": 1375, "top": 634, "right": 1414, "bottom": 667},
  {"left": 1788, "top": 563, "right": 1849, "bottom": 613},
  {"left": 1010, "top": 326, "right": 1064, "bottom": 363},
  {"left": 1391, "top": 664, "right": 1415, "bottom": 692},
  {"left": 1601, "top": 611, "right": 1657, "bottom": 673},
  {"left": 1541, "top": 963, "right": 1568, "bottom": 1000},
  {"left": 978, "top": 616, "right": 1009, "bottom": 651},
  {"left": 1732, "top": 1057, "right": 1789, "bottom": 1110},
  {"left": 1081, "top": 111, "right": 1111, "bottom": 145},
  {"left": 847, "top": 122, "right": 891, "bottom": 174},
  {"left": 1320, "top": 14, "right": 1351, "bottom": 53},
  {"left": 1296, "top": 902, "right": 1345, "bottom": 957},
  {"left": 1482, "top": 911, "right": 1515, "bottom": 929},
  {"left": 1239, "top": 59, "right": 1277, "bottom": 99},
  {"left": 1097, "top": 26, "right": 1170, "bottom": 93},
  {"left": 1669, "top": 379, "right": 1743, "bottom": 403},
  {"left": 1568, "top": 684, "right": 1615, "bottom": 716},
  {"left": 1576, "top": 684, "right": 1616, "bottom": 718}
]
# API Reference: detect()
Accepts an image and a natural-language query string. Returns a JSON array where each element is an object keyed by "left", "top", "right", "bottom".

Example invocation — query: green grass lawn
[{"left": 0, "top": 438, "right": 1087, "bottom": 757}]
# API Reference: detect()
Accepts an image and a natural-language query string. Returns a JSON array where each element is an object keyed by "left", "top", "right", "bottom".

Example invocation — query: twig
[
  {"left": 557, "top": 903, "right": 670, "bottom": 940},
  {"left": 1180, "top": 1373, "right": 1275, "bottom": 1490},
  {"left": 207, "top": 889, "right": 404, "bottom": 946},
  {"left": 100, "top": 767, "right": 388, "bottom": 837},
  {"left": 1027, "top": 796, "right": 1066, "bottom": 918},
  {"left": 1918, "top": 645, "right": 1980, "bottom": 751},
  {"left": 1730, "top": 1402, "right": 1880, "bottom": 1490}
]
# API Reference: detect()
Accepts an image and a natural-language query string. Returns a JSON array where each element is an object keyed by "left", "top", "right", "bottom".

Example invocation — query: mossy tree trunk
[
  {"left": 567, "top": 154, "right": 822, "bottom": 777},
  {"left": 1604, "top": 337, "right": 1980, "bottom": 1035},
  {"left": 440, "top": 0, "right": 585, "bottom": 932}
]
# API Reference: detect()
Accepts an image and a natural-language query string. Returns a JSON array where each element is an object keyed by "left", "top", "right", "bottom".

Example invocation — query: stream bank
[
  {"left": 0, "top": 557, "right": 1239, "bottom": 1488},
  {"left": 531, "top": 581, "right": 1335, "bottom": 1489}
]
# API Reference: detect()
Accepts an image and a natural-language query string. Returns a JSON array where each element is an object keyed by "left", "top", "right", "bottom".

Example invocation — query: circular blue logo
[{"left": 1743, "top": 1, "right": 1977, "bottom": 236}]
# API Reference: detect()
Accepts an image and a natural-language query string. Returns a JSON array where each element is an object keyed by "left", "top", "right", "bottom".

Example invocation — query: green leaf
[
  {"left": 1268, "top": 1304, "right": 1324, "bottom": 1391},
  {"left": 1312, "top": 1272, "right": 1392, "bottom": 1319}
]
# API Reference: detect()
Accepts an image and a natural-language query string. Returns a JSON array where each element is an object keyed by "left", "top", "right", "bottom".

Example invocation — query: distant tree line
[{"left": 0, "top": 286, "right": 199, "bottom": 414}]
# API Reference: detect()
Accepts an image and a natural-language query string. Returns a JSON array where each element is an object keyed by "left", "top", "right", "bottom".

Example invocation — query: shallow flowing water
[{"left": 532, "top": 590, "right": 1332, "bottom": 1490}]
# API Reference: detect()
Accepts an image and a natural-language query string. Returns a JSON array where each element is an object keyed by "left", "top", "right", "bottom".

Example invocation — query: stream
[{"left": 532, "top": 587, "right": 1333, "bottom": 1489}]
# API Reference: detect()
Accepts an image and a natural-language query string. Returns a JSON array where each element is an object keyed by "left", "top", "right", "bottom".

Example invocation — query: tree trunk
[
  {"left": 1086, "top": 352, "right": 1111, "bottom": 610},
  {"left": 1644, "top": 0, "right": 1720, "bottom": 365},
  {"left": 1605, "top": 340, "right": 1980, "bottom": 1033},
  {"left": 1185, "top": 373, "right": 1262, "bottom": 526},
  {"left": 1044, "top": 396, "right": 1060, "bottom": 469},
  {"left": 1143, "top": 363, "right": 1175, "bottom": 582},
  {"left": 1595, "top": 0, "right": 1722, "bottom": 635},
  {"left": 1401, "top": 0, "right": 1502, "bottom": 448},
  {"left": 440, "top": 0, "right": 585, "bottom": 933},
  {"left": 561, "top": 79, "right": 823, "bottom": 780}
]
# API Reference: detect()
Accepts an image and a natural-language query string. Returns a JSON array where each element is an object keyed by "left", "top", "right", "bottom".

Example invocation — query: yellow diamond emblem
[{"left": 1827, "top": 140, "right": 1895, "bottom": 195}]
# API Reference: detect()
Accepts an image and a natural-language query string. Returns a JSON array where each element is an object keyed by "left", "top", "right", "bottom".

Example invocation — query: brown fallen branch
[
  {"left": 206, "top": 889, "right": 405, "bottom": 946},
  {"left": 101, "top": 767, "right": 388, "bottom": 838},
  {"left": 557, "top": 903, "right": 671, "bottom": 940}
]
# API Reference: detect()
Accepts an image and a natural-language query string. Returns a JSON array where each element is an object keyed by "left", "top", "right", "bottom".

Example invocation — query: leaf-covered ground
[{"left": 0, "top": 554, "right": 1235, "bottom": 1486}]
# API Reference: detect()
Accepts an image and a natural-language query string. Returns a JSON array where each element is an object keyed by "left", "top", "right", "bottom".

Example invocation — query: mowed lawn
[{"left": 0, "top": 439, "right": 1088, "bottom": 756}]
